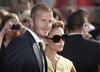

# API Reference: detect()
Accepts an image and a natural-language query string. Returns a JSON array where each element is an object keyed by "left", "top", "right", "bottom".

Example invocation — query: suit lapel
[
  {"left": 42, "top": 50, "right": 47, "bottom": 72},
  {"left": 25, "top": 31, "right": 43, "bottom": 72},
  {"left": 33, "top": 43, "right": 43, "bottom": 72}
]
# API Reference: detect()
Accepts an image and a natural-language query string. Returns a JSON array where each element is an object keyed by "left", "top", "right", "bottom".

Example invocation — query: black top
[{"left": 0, "top": 41, "right": 5, "bottom": 72}]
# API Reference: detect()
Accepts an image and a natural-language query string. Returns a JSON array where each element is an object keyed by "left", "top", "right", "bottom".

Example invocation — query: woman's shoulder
[
  {"left": 59, "top": 55, "right": 73, "bottom": 66},
  {"left": 57, "top": 55, "right": 74, "bottom": 71}
]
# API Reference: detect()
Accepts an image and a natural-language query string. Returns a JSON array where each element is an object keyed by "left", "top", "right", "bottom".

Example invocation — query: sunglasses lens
[
  {"left": 22, "top": 19, "right": 28, "bottom": 23},
  {"left": 52, "top": 35, "right": 61, "bottom": 43},
  {"left": 46, "top": 34, "right": 68, "bottom": 43}
]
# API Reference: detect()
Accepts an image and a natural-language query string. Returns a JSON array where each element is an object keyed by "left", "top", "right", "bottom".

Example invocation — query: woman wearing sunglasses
[{"left": 44, "top": 21, "right": 76, "bottom": 72}]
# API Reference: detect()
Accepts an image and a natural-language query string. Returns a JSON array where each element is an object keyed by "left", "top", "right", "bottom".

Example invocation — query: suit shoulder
[
  {"left": 86, "top": 39, "right": 100, "bottom": 45},
  {"left": 6, "top": 33, "right": 29, "bottom": 50},
  {"left": 10, "top": 33, "right": 28, "bottom": 43}
]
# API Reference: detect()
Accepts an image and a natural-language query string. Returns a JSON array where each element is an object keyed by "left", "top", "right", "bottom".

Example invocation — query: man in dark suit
[
  {"left": 2, "top": 4, "right": 53, "bottom": 72},
  {"left": 89, "top": 26, "right": 100, "bottom": 41},
  {"left": 59, "top": 11, "right": 100, "bottom": 72}
]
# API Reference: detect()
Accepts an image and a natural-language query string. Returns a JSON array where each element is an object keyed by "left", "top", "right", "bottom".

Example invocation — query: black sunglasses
[
  {"left": 46, "top": 34, "right": 68, "bottom": 43},
  {"left": 22, "top": 19, "right": 29, "bottom": 23}
]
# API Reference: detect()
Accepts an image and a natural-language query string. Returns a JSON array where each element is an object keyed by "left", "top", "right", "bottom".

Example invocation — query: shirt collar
[
  {"left": 68, "top": 32, "right": 83, "bottom": 36},
  {"left": 27, "top": 28, "right": 41, "bottom": 43}
]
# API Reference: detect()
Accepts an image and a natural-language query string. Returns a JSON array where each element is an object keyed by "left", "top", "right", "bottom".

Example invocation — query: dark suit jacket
[
  {"left": 0, "top": 43, "right": 5, "bottom": 72},
  {"left": 2, "top": 31, "right": 47, "bottom": 72},
  {"left": 59, "top": 34, "right": 100, "bottom": 72},
  {"left": 89, "top": 26, "right": 100, "bottom": 39}
]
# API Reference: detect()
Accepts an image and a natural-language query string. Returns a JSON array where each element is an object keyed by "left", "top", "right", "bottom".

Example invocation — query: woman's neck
[
  {"left": 45, "top": 47, "right": 59, "bottom": 60},
  {"left": 45, "top": 47, "right": 60, "bottom": 72}
]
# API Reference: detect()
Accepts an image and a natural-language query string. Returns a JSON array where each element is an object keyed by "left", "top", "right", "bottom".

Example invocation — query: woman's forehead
[{"left": 48, "top": 28, "right": 64, "bottom": 36}]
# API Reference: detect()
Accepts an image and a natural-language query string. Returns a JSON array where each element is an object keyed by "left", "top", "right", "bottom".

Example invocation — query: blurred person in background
[
  {"left": 75, "top": 9, "right": 93, "bottom": 39},
  {"left": 89, "top": 26, "right": 100, "bottom": 41},
  {"left": 44, "top": 21, "right": 76, "bottom": 72},
  {"left": 76, "top": 8, "right": 95, "bottom": 32},
  {"left": 21, "top": 10, "right": 31, "bottom": 28},
  {"left": 52, "top": 8, "right": 63, "bottom": 21},
  {"left": 0, "top": 8, "right": 9, "bottom": 24},
  {"left": 0, "top": 13, "right": 24, "bottom": 72},
  {"left": 59, "top": 11, "right": 100, "bottom": 72},
  {"left": 17, "top": 0, "right": 31, "bottom": 20},
  {"left": 0, "top": 13, "right": 21, "bottom": 48}
]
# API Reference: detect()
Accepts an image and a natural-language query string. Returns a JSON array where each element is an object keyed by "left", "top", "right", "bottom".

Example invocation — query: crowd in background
[{"left": 0, "top": 0, "right": 100, "bottom": 72}]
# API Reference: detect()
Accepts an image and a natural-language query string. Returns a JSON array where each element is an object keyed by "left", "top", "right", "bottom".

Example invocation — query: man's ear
[
  {"left": 81, "top": 23, "right": 86, "bottom": 32},
  {"left": 28, "top": 17, "right": 34, "bottom": 29},
  {"left": 28, "top": 17, "right": 33, "bottom": 26}
]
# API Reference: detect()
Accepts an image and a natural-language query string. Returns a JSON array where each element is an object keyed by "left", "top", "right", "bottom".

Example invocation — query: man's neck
[{"left": 68, "top": 30, "right": 82, "bottom": 34}]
